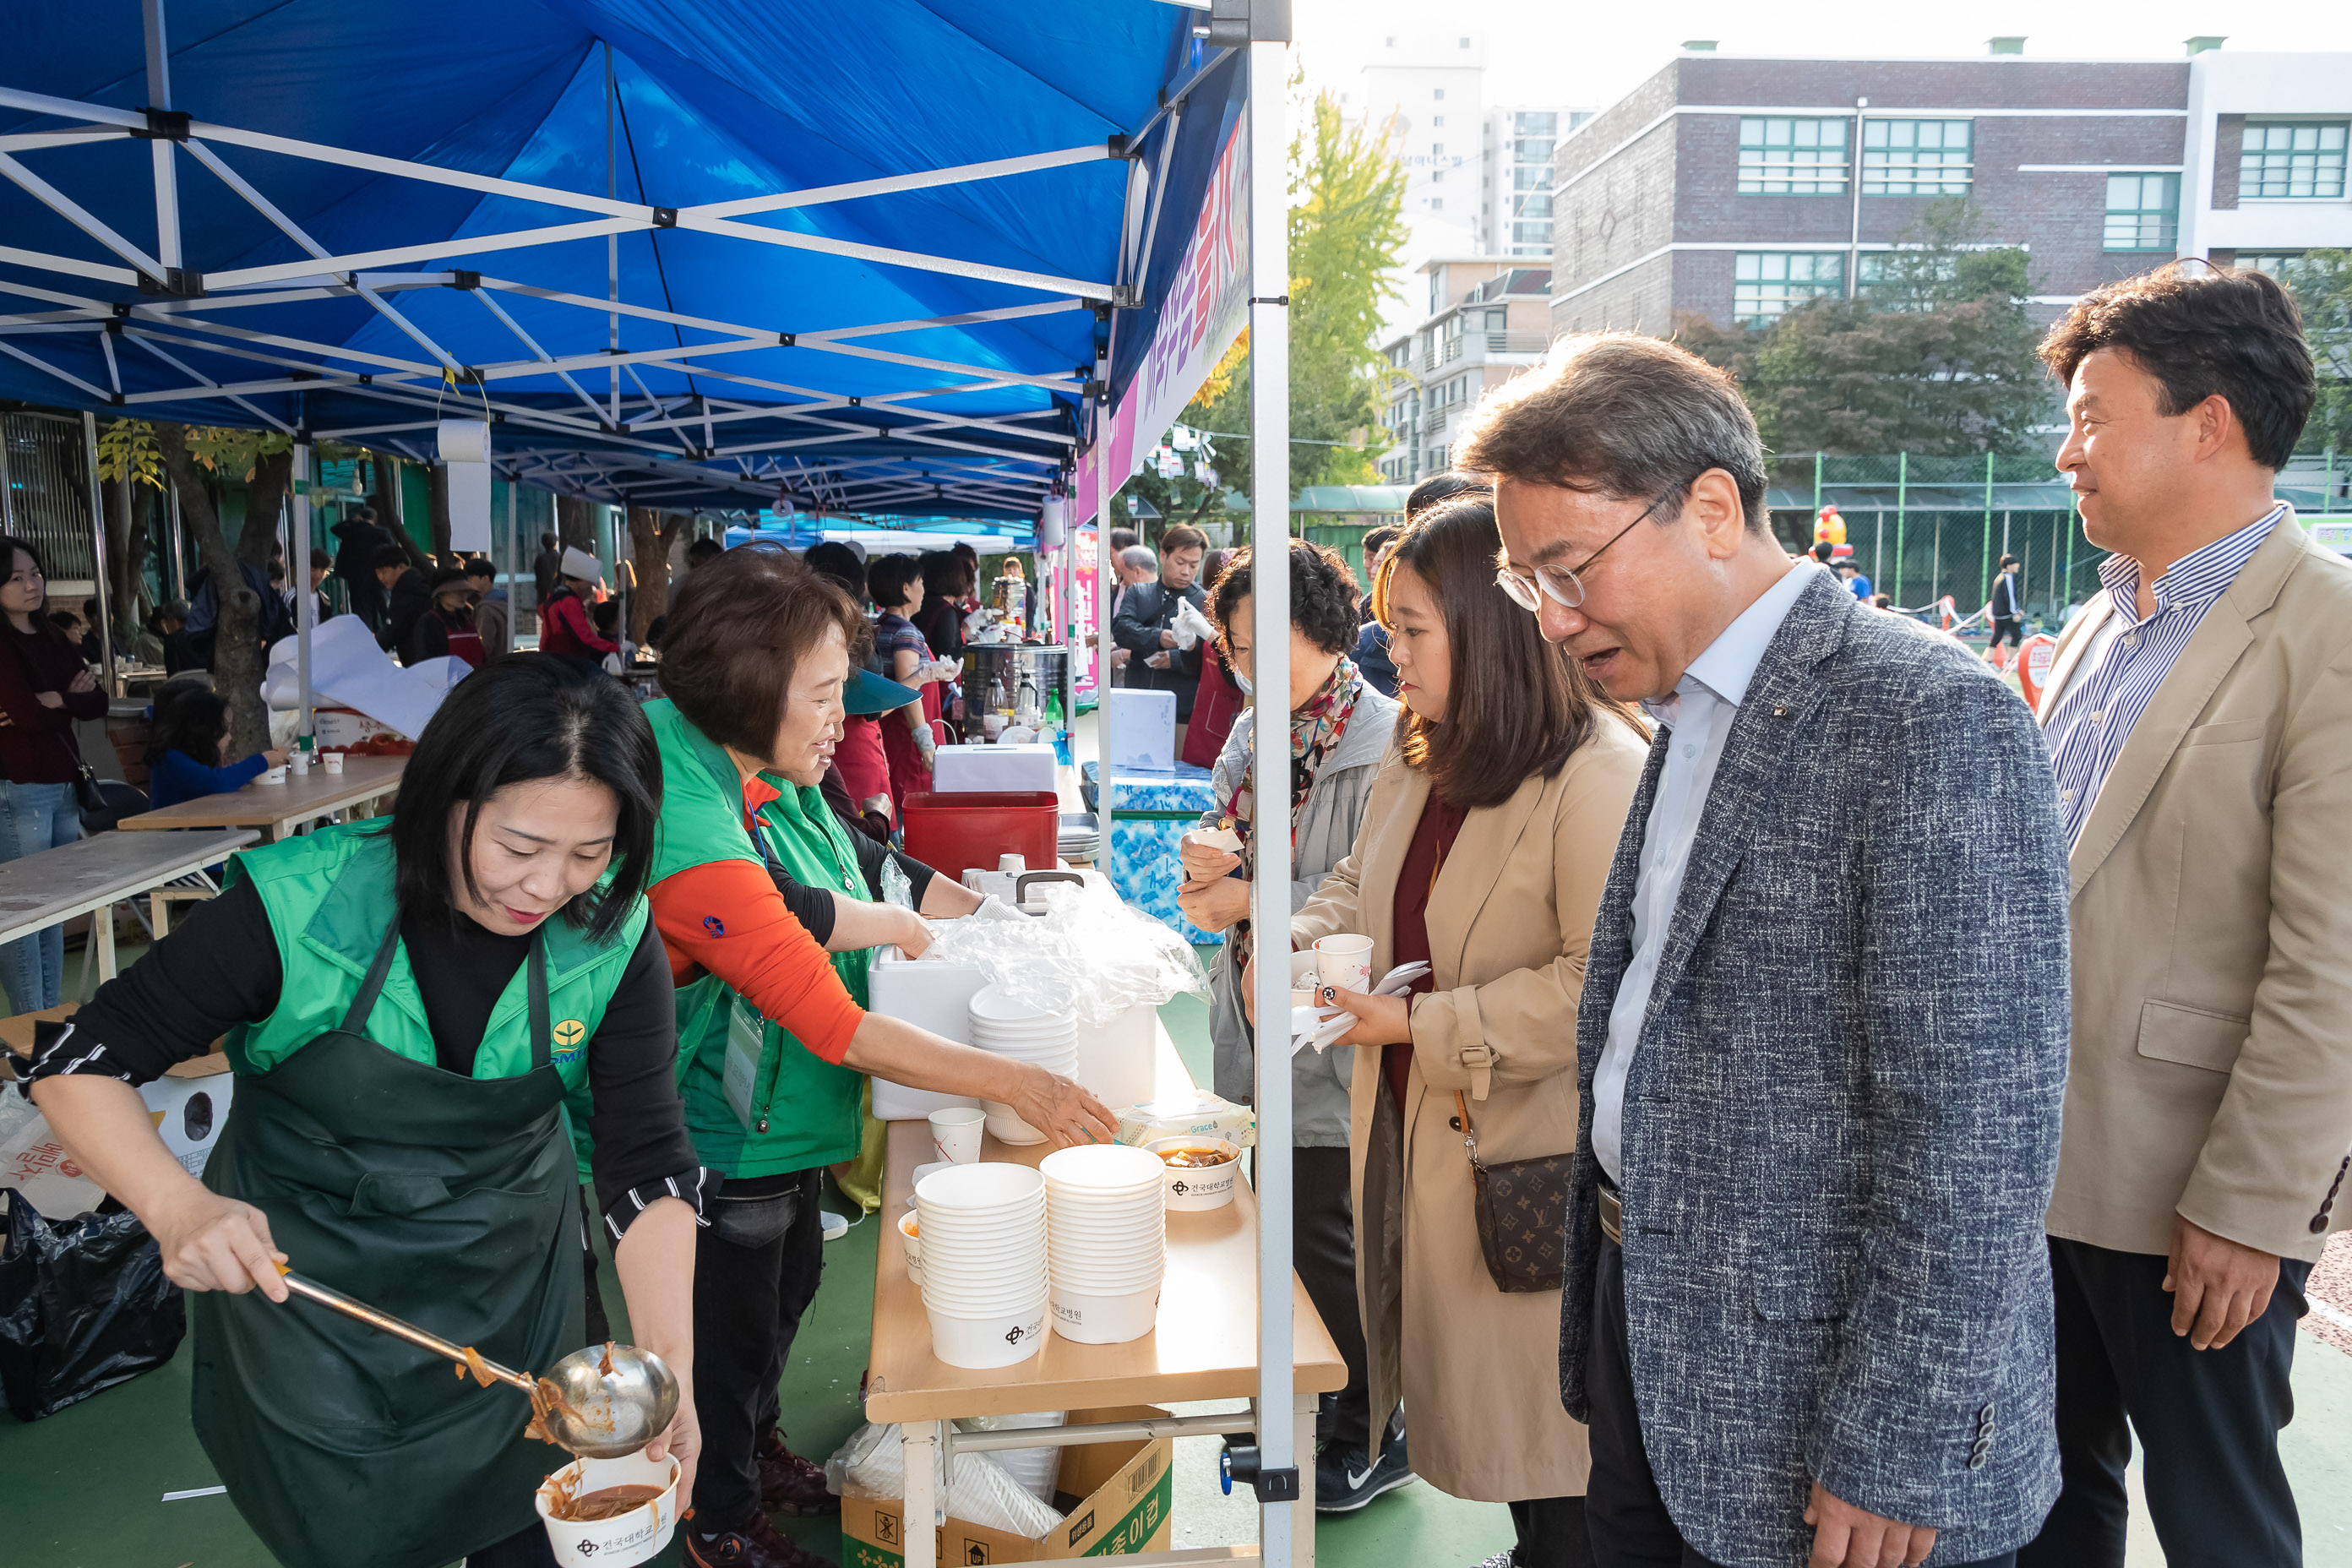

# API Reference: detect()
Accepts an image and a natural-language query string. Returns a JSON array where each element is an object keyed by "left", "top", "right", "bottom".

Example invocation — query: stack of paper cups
[
  {"left": 969, "top": 987, "right": 1080, "bottom": 1146},
  {"left": 914, "top": 1163, "right": 1049, "bottom": 1369},
  {"left": 1040, "top": 1143, "right": 1167, "bottom": 1344}
]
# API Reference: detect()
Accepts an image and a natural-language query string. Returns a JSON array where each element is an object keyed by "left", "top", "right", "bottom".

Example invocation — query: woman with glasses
[{"left": 1266, "top": 495, "right": 1647, "bottom": 1568}]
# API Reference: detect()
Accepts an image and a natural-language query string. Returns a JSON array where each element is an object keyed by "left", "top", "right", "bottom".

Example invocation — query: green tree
[
  {"left": 2278, "top": 249, "right": 2351, "bottom": 455},
  {"left": 1150, "top": 86, "right": 1407, "bottom": 519},
  {"left": 1677, "top": 200, "right": 2054, "bottom": 457}
]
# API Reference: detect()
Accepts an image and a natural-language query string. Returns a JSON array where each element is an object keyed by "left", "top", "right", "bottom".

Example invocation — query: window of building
[
  {"left": 1433, "top": 88, "right": 1446, "bottom": 101},
  {"left": 2236, "top": 251, "right": 2309, "bottom": 277},
  {"left": 1734, "top": 253, "right": 1846, "bottom": 324},
  {"left": 1514, "top": 165, "right": 1554, "bottom": 191},
  {"left": 1513, "top": 221, "right": 1552, "bottom": 248},
  {"left": 2103, "top": 173, "right": 2180, "bottom": 252},
  {"left": 1431, "top": 170, "right": 1444, "bottom": 183},
  {"left": 1738, "top": 117, "right": 1849, "bottom": 195},
  {"left": 1514, "top": 193, "right": 1554, "bottom": 220},
  {"left": 1862, "top": 120, "right": 1973, "bottom": 195},
  {"left": 1433, "top": 115, "right": 1445, "bottom": 127},
  {"left": 1857, "top": 252, "right": 1957, "bottom": 310},
  {"left": 1429, "top": 198, "right": 1443, "bottom": 210},
  {"left": 1515, "top": 112, "right": 1555, "bottom": 136},
  {"left": 1458, "top": 36, "right": 1470, "bottom": 47},
  {"left": 1432, "top": 143, "right": 1444, "bottom": 156},
  {"left": 2240, "top": 122, "right": 2348, "bottom": 199},
  {"left": 1516, "top": 138, "right": 1555, "bottom": 164}
]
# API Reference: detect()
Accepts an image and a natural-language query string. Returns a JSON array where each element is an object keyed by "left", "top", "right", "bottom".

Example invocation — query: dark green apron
[{"left": 193, "top": 924, "right": 582, "bottom": 1568}]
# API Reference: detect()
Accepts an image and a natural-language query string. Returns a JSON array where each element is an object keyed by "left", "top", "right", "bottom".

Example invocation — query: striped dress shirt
[{"left": 2044, "top": 504, "right": 2284, "bottom": 847}]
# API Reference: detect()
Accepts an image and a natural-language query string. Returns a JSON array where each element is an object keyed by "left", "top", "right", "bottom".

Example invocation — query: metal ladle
[{"left": 278, "top": 1271, "right": 680, "bottom": 1459}]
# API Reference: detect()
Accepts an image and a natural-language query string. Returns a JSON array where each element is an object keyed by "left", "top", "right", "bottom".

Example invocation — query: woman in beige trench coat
[{"left": 1283, "top": 495, "right": 1644, "bottom": 1568}]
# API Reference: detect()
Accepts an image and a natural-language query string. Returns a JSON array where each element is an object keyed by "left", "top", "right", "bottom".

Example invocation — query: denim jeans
[{"left": 0, "top": 780, "right": 82, "bottom": 1010}]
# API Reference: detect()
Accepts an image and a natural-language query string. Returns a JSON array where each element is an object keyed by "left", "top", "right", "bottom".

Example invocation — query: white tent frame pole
[
  {"left": 81, "top": 411, "right": 119, "bottom": 694},
  {"left": 1244, "top": 19, "right": 1299, "bottom": 1565},
  {"left": 291, "top": 435, "right": 313, "bottom": 744},
  {"left": 142, "top": 0, "right": 182, "bottom": 274}
]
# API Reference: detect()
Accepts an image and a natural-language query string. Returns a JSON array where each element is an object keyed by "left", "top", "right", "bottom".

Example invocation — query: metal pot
[{"left": 959, "top": 643, "right": 1069, "bottom": 743}]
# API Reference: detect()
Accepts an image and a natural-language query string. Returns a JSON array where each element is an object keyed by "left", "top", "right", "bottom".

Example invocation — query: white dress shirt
[{"left": 1592, "top": 562, "right": 1820, "bottom": 1185}]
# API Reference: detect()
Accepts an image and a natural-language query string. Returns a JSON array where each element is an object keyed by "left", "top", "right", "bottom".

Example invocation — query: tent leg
[
  {"left": 292, "top": 438, "right": 313, "bottom": 746},
  {"left": 82, "top": 411, "right": 117, "bottom": 694},
  {"left": 1242, "top": 21, "right": 1298, "bottom": 1568}
]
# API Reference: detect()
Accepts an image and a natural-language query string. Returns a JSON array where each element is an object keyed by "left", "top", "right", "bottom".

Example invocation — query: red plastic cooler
[{"left": 900, "top": 791, "right": 1059, "bottom": 882}]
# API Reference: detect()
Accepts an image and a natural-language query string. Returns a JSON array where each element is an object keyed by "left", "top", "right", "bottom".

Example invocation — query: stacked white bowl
[
  {"left": 1039, "top": 1143, "right": 1168, "bottom": 1344},
  {"left": 913, "top": 1163, "right": 1049, "bottom": 1369},
  {"left": 968, "top": 986, "right": 1080, "bottom": 1146}
]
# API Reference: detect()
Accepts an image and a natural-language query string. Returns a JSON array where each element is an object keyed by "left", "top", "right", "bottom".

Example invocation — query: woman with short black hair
[
  {"left": 30, "top": 656, "right": 702, "bottom": 1568},
  {"left": 865, "top": 551, "right": 942, "bottom": 804},
  {"left": 642, "top": 547, "right": 1113, "bottom": 1568}
]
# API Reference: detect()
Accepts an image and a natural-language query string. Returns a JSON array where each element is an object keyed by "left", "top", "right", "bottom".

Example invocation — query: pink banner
[
  {"left": 1072, "top": 521, "right": 1101, "bottom": 699},
  {"left": 1074, "top": 111, "right": 1251, "bottom": 524}
]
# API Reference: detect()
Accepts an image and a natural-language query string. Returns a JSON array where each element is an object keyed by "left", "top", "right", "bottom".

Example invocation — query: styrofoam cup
[
  {"left": 1049, "top": 1282, "right": 1161, "bottom": 1345},
  {"left": 1313, "top": 934, "right": 1374, "bottom": 995},
  {"left": 929, "top": 1106, "right": 985, "bottom": 1164},
  {"left": 1040, "top": 1143, "right": 1164, "bottom": 1190},
  {"left": 928, "top": 1298, "right": 1049, "bottom": 1369},
  {"left": 916, "top": 1162, "right": 1045, "bottom": 1211},
  {"left": 981, "top": 1102, "right": 1047, "bottom": 1144},
  {"left": 536, "top": 1451, "right": 681, "bottom": 1567},
  {"left": 322, "top": 751, "right": 345, "bottom": 773},
  {"left": 898, "top": 1211, "right": 923, "bottom": 1282}
]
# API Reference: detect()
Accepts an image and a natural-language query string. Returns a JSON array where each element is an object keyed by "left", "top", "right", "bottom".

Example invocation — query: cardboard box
[{"left": 842, "top": 1407, "right": 1174, "bottom": 1566}]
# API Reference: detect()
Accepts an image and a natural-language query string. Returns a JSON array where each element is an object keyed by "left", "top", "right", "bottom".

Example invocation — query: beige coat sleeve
[
  {"left": 2178, "top": 634, "right": 2352, "bottom": 1255},
  {"left": 1291, "top": 832, "right": 1368, "bottom": 953},
  {"left": 1411, "top": 740, "right": 1641, "bottom": 1098}
]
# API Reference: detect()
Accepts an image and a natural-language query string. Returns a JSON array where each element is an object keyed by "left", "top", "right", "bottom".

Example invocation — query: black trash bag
[{"left": 0, "top": 1190, "right": 186, "bottom": 1420}]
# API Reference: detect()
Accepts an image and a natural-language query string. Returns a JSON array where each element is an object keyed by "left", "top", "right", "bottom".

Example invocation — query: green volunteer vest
[
  {"left": 226, "top": 824, "right": 647, "bottom": 1092},
  {"left": 645, "top": 699, "right": 872, "bottom": 1179}
]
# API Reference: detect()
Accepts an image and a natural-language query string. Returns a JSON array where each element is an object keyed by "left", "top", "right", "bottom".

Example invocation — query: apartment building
[
  {"left": 1550, "top": 40, "right": 2352, "bottom": 335},
  {"left": 1375, "top": 259, "right": 1553, "bottom": 486},
  {"left": 1337, "top": 31, "right": 1586, "bottom": 340}
]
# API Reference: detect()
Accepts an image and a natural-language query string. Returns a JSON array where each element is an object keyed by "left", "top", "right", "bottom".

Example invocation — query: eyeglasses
[{"left": 1494, "top": 482, "right": 1690, "bottom": 613}]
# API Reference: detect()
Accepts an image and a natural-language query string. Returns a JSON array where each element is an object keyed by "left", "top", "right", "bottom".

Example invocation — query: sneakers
[
  {"left": 1313, "top": 1431, "right": 1417, "bottom": 1513},
  {"left": 1473, "top": 1554, "right": 1515, "bottom": 1568},
  {"left": 757, "top": 1428, "right": 840, "bottom": 1516},
  {"left": 684, "top": 1511, "right": 829, "bottom": 1568}
]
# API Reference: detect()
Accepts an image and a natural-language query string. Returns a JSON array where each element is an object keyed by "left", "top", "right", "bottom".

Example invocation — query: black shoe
[
  {"left": 684, "top": 1512, "right": 829, "bottom": 1568},
  {"left": 1314, "top": 1433, "right": 1416, "bottom": 1513}
]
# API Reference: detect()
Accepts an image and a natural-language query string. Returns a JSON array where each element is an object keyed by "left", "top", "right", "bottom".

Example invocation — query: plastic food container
[
  {"left": 1146, "top": 1135, "right": 1244, "bottom": 1211},
  {"left": 1118, "top": 1091, "right": 1258, "bottom": 1151},
  {"left": 901, "top": 790, "right": 1059, "bottom": 881},
  {"left": 536, "top": 1451, "right": 681, "bottom": 1567}
]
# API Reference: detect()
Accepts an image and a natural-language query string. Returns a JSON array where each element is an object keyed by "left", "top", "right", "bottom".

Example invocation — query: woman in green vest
[
  {"left": 29, "top": 658, "right": 701, "bottom": 1568},
  {"left": 635, "top": 546, "right": 1114, "bottom": 1568}
]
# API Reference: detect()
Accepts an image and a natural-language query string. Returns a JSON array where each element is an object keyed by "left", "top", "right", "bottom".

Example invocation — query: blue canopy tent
[{"left": 0, "top": 3, "right": 1319, "bottom": 1564}]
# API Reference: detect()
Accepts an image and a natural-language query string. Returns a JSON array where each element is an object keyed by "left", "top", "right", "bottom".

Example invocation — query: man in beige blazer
[{"left": 2021, "top": 264, "right": 2352, "bottom": 1567}]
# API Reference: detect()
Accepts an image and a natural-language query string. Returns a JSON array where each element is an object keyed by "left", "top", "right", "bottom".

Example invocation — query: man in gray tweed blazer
[{"left": 1460, "top": 335, "right": 2072, "bottom": 1568}]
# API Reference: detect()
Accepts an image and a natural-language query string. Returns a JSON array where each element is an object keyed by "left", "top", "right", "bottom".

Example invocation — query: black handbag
[{"left": 1455, "top": 1091, "right": 1574, "bottom": 1293}]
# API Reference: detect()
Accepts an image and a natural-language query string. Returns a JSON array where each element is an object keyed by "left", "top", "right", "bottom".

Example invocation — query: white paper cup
[
  {"left": 1313, "top": 934, "right": 1374, "bottom": 995},
  {"left": 898, "top": 1211, "right": 923, "bottom": 1282},
  {"left": 928, "top": 1298, "right": 1049, "bottom": 1369},
  {"left": 536, "top": 1451, "right": 681, "bottom": 1568},
  {"left": 929, "top": 1106, "right": 985, "bottom": 1165},
  {"left": 322, "top": 751, "right": 345, "bottom": 773},
  {"left": 1049, "top": 1282, "right": 1162, "bottom": 1345},
  {"left": 290, "top": 750, "right": 311, "bottom": 775},
  {"left": 1147, "top": 1137, "right": 1244, "bottom": 1211}
]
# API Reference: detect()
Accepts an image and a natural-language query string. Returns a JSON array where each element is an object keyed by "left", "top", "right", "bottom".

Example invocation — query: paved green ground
[{"left": 3, "top": 955, "right": 2348, "bottom": 1565}]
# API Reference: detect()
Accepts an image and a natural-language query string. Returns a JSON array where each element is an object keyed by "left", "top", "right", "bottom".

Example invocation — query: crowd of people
[{"left": 5, "top": 258, "right": 2345, "bottom": 1568}]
